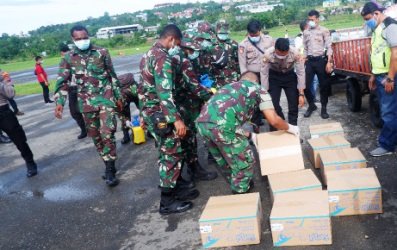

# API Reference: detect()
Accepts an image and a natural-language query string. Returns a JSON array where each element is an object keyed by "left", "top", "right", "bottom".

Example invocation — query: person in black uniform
[{"left": 0, "top": 71, "right": 38, "bottom": 177}]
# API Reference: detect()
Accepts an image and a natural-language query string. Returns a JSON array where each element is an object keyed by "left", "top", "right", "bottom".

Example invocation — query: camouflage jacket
[
  {"left": 54, "top": 45, "right": 121, "bottom": 113},
  {"left": 196, "top": 42, "right": 216, "bottom": 78},
  {"left": 172, "top": 52, "right": 212, "bottom": 106},
  {"left": 118, "top": 73, "right": 138, "bottom": 107},
  {"left": 196, "top": 80, "right": 274, "bottom": 131},
  {"left": 212, "top": 39, "right": 240, "bottom": 87},
  {"left": 138, "top": 42, "right": 181, "bottom": 123}
]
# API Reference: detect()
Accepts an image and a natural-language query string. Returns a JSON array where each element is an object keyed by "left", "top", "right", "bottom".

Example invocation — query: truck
[{"left": 331, "top": 27, "right": 383, "bottom": 128}]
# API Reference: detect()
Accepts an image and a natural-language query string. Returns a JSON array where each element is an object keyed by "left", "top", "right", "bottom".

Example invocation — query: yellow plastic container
[{"left": 132, "top": 126, "right": 146, "bottom": 145}]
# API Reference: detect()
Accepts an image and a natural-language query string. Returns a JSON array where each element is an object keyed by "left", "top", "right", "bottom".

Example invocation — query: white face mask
[
  {"left": 275, "top": 54, "right": 287, "bottom": 60},
  {"left": 188, "top": 51, "right": 199, "bottom": 60},
  {"left": 74, "top": 39, "right": 90, "bottom": 50},
  {"left": 308, "top": 21, "right": 316, "bottom": 28}
]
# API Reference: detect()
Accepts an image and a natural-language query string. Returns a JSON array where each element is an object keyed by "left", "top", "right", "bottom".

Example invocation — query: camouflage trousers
[
  {"left": 83, "top": 106, "right": 117, "bottom": 162},
  {"left": 143, "top": 115, "right": 183, "bottom": 189},
  {"left": 196, "top": 122, "right": 254, "bottom": 193}
]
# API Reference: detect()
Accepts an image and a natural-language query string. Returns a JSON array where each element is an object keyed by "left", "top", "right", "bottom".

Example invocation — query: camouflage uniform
[
  {"left": 172, "top": 44, "right": 212, "bottom": 166},
  {"left": 195, "top": 22, "right": 217, "bottom": 79},
  {"left": 138, "top": 42, "right": 184, "bottom": 189},
  {"left": 117, "top": 73, "right": 139, "bottom": 131},
  {"left": 196, "top": 80, "right": 274, "bottom": 193},
  {"left": 55, "top": 45, "right": 121, "bottom": 162},
  {"left": 212, "top": 22, "right": 240, "bottom": 88}
]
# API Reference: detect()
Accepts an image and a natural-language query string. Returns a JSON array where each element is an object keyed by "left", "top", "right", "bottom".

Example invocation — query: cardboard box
[
  {"left": 270, "top": 190, "right": 332, "bottom": 247},
  {"left": 199, "top": 193, "right": 262, "bottom": 248},
  {"left": 256, "top": 131, "right": 305, "bottom": 176},
  {"left": 319, "top": 147, "right": 367, "bottom": 185},
  {"left": 307, "top": 135, "right": 351, "bottom": 169},
  {"left": 268, "top": 169, "right": 322, "bottom": 203},
  {"left": 327, "top": 168, "right": 382, "bottom": 216},
  {"left": 309, "top": 122, "right": 344, "bottom": 139}
]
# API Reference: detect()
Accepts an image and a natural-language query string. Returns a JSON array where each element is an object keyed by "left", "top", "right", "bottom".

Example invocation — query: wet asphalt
[{"left": 1, "top": 69, "right": 397, "bottom": 249}]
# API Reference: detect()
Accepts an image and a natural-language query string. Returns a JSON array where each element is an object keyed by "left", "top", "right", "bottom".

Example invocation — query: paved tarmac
[
  {"left": 9, "top": 54, "right": 143, "bottom": 84},
  {"left": 1, "top": 82, "right": 397, "bottom": 250}
]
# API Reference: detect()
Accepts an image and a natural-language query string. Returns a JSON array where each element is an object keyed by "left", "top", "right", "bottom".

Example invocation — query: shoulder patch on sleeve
[{"left": 239, "top": 46, "right": 245, "bottom": 54}]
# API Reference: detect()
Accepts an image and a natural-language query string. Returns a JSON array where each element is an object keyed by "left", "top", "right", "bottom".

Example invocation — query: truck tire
[
  {"left": 369, "top": 91, "right": 383, "bottom": 128},
  {"left": 346, "top": 78, "right": 362, "bottom": 112}
]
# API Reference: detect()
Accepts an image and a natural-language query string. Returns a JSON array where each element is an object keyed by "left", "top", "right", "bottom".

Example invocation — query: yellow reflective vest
[{"left": 371, "top": 22, "right": 391, "bottom": 74}]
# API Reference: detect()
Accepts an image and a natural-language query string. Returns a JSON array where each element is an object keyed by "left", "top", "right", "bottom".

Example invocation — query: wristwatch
[
  {"left": 386, "top": 77, "right": 394, "bottom": 83},
  {"left": 299, "top": 94, "right": 305, "bottom": 97}
]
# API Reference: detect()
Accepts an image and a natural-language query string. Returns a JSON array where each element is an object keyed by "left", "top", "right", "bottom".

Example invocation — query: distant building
[
  {"left": 136, "top": 13, "right": 148, "bottom": 22},
  {"left": 96, "top": 24, "right": 143, "bottom": 39},
  {"left": 323, "top": 0, "right": 341, "bottom": 8},
  {"left": 168, "top": 8, "right": 203, "bottom": 19},
  {"left": 236, "top": 1, "right": 284, "bottom": 13},
  {"left": 145, "top": 24, "right": 160, "bottom": 33},
  {"left": 154, "top": 3, "right": 175, "bottom": 9}
]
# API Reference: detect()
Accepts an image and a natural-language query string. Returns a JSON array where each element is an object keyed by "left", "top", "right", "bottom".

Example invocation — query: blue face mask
[
  {"left": 168, "top": 45, "right": 181, "bottom": 56},
  {"left": 201, "top": 40, "right": 212, "bottom": 49},
  {"left": 217, "top": 34, "right": 229, "bottom": 41},
  {"left": 249, "top": 36, "right": 260, "bottom": 43},
  {"left": 366, "top": 18, "right": 377, "bottom": 31},
  {"left": 188, "top": 51, "right": 199, "bottom": 60}
]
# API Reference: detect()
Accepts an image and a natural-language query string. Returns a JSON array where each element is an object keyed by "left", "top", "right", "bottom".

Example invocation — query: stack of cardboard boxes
[{"left": 199, "top": 122, "right": 382, "bottom": 248}]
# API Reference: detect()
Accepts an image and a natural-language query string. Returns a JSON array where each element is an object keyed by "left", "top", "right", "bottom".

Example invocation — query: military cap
[
  {"left": 197, "top": 21, "right": 212, "bottom": 34},
  {"left": 195, "top": 31, "right": 212, "bottom": 40},
  {"left": 183, "top": 29, "right": 196, "bottom": 39},
  {"left": 180, "top": 38, "right": 201, "bottom": 51},
  {"left": 216, "top": 21, "right": 229, "bottom": 34}
]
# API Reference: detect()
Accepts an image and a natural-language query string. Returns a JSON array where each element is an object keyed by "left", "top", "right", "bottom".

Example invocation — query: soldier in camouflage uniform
[
  {"left": 196, "top": 72, "right": 300, "bottom": 194},
  {"left": 193, "top": 22, "right": 217, "bottom": 80},
  {"left": 117, "top": 73, "right": 139, "bottom": 144},
  {"left": 172, "top": 39, "right": 218, "bottom": 181},
  {"left": 138, "top": 24, "right": 198, "bottom": 215},
  {"left": 212, "top": 21, "right": 240, "bottom": 88},
  {"left": 54, "top": 25, "right": 122, "bottom": 187}
]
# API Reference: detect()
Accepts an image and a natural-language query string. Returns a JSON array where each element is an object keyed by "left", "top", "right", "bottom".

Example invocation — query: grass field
[
  {"left": 0, "top": 44, "right": 152, "bottom": 74},
  {"left": 14, "top": 82, "right": 56, "bottom": 96}
]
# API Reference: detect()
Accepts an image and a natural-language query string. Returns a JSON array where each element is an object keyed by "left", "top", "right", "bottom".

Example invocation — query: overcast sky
[{"left": 0, "top": 0, "right": 211, "bottom": 35}]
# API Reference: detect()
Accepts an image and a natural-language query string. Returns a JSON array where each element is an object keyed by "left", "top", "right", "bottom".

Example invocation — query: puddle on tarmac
[
  {"left": 7, "top": 185, "right": 96, "bottom": 202},
  {"left": 43, "top": 185, "right": 95, "bottom": 201}
]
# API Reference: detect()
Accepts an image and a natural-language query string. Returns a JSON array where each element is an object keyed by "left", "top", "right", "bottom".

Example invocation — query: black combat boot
[
  {"left": 77, "top": 123, "right": 87, "bottom": 139},
  {"left": 104, "top": 161, "right": 119, "bottom": 187},
  {"left": 102, "top": 161, "right": 117, "bottom": 180},
  {"left": 304, "top": 104, "right": 318, "bottom": 118},
  {"left": 174, "top": 175, "right": 200, "bottom": 201},
  {"left": 121, "top": 128, "right": 131, "bottom": 144},
  {"left": 176, "top": 173, "right": 195, "bottom": 189},
  {"left": 192, "top": 161, "right": 218, "bottom": 181},
  {"left": 321, "top": 106, "right": 329, "bottom": 119},
  {"left": 26, "top": 161, "right": 38, "bottom": 178},
  {"left": 159, "top": 187, "right": 193, "bottom": 215}
]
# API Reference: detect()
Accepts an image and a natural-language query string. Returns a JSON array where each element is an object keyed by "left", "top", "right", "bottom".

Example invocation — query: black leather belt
[{"left": 307, "top": 55, "right": 325, "bottom": 61}]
